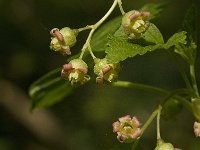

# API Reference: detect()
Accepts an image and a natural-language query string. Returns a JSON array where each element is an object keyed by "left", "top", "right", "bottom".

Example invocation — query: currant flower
[
  {"left": 112, "top": 115, "right": 142, "bottom": 143},
  {"left": 122, "top": 10, "right": 150, "bottom": 39},
  {"left": 194, "top": 121, "right": 200, "bottom": 137},
  {"left": 61, "top": 59, "right": 90, "bottom": 85},
  {"left": 94, "top": 58, "right": 120, "bottom": 84},
  {"left": 155, "top": 139, "right": 181, "bottom": 150},
  {"left": 50, "top": 27, "right": 78, "bottom": 55}
]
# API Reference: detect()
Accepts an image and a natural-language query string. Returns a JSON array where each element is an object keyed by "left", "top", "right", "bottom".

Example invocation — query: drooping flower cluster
[
  {"left": 112, "top": 115, "right": 142, "bottom": 143},
  {"left": 122, "top": 10, "right": 150, "bottom": 39}
]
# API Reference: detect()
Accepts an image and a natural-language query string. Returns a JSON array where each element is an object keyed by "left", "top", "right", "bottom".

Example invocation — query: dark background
[{"left": 0, "top": 0, "right": 200, "bottom": 149}]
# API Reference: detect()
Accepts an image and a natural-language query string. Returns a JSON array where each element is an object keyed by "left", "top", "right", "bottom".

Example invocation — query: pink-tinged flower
[
  {"left": 122, "top": 10, "right": 150, "bottom": 39},
  {"left": 194, "top": 121, "right": 200, "bottom": 137},
  {"left": 50, "top": 27, "right": 78, "bottom": 55},
  {"left": 61, "top": 59, "right": 90, "bottom": 85},
  {"left": 94, "top": 58, "right": 120, "bottom": 84},
  {"left": 112, "top": 115, "right": 142, "bottom": 143}
]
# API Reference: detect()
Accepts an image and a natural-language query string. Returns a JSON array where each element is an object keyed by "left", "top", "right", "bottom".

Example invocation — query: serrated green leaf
[
  {"left": 29, "top": 68, "right": 73, "bottom": 109},
  {"left": 105, "top": 36, "right": 162, "bottom": 63},
  {"left": 164, "top": 31, "right": 187, "bottom": 49},
  {"left": 142, "top": 23, "right": 164, "bottom": 44},
  {"left": 91, "top": 17, "right": 121, "bottom": 52},
  {"left": 140, "top": 3, "right": 165, "bottom": 20}
]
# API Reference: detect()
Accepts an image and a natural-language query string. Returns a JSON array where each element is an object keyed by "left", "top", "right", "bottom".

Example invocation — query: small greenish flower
[
  {"left": 122, "top": 10, "right": 150, "bottom": 39},
  {"left": 94, "top": 58, "right": 120, "bottom": 84},
  {"left": 194, "top": 121, "right": 200, "bottom": 137},
  {"left": 112, "top": 115, "right": 142, "bottom": 143},
  {"left": 61, "top": 59, "right": 90, "bottom": 85},
  {"left": 155, "top": 139, "right": 180, "bottom": 150},
  {"left": 50, "top": 27, "right": 78, "bottom": 55}
]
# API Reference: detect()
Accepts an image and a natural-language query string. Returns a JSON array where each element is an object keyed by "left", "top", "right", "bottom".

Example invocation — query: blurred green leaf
[
  {"left": 162, "top": 98, "right": 183, "bottom": 120},
  {"left": 91, "top": 17, "right": 121, "bottom": 52},
  {"left": 105, "top": 35, "right": 162, "bottom": 63},
  {"left": 164, "top": 31, "right": 187, "bottom": 49},
  {"left": 29, "top": 68, "right": 73, "bottom": 109},
  {"left": 174, "top": 41, "right": 197, "bottom": 64},
  {"left": 140, "top": 3, "right": 166, "bottom": 20},
  {"left": 142, "top": 23, "right": 164, "bottom": 44},
  {"left": 171, "top": 5, "right": 197, "bottom": 64},
  {"left": 181, "top": 5, "right": 197, "bottom": 41}
]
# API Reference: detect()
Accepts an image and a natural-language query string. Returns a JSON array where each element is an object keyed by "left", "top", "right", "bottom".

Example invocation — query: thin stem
[
  {"left": 162, "top": 88, "right": 196, "bottom": 106},
  {"left": 131, "top": 106, "right": 162, "bottom": 150},
  {"left": 190, "top": 64, "right": 199, "bottom": 97},
  {"left": 168, "top": 51, "right": 192, "bottom": 90},
  {"left": 79, "top": 0, "right": 119, "bottom": 59},
  {"left": 156, "top": 105, "right": 162, "bottom": 140},
  {"left": 88, "top": 44, "right": 96, "bottom": 59},
  {"left": 117, "top": 0, "right": 125, "bottom": 15},
  {"left": 77, "top": 25, "right": 93, "bottom": 32},
  {"left": 112, "top": 81, "right": 192, "bottom": 111},
  {"left": 112, "top": 81, "right": 169, "bottom": 95},
  {"left": 93, "top": 0, "right": 118, "bottom": 30},
  {"left": 79, "top": 28, "right": 95, "bottom": 59}
]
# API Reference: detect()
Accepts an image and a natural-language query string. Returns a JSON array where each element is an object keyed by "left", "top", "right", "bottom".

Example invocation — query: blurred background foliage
[{"left": 0, "top": 0, "right": 200, "bottom": 150}]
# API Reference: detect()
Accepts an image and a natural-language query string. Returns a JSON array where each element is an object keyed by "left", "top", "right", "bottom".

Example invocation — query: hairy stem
[{"left": 117, "top": 0, "right": 125, "bottom": 15}]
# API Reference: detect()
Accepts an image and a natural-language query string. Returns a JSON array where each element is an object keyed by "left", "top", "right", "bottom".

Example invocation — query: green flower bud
[
  {"left": 112, "top": 115, "right": 142, "bottom": 143},
  {"left": 94, "top": 58, "right": 120, "bottom": 84},
  {"left": 50, "top": 27, "right": 78, "bottom": 55},
  {"left": 122, "top": 10, "right": 150, "bottom": 39},
  {"left": 155, "top": 139, "right": 174, "bottom": 150},
  {"left": 192, "top": 98, "right": 200, "bottom": 121},
  {"left": 61, "top": 59, "right": 90, "bottom": 85}
]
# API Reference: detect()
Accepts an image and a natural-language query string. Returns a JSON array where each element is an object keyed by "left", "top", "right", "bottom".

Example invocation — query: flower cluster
[
  {"left": 122, "top": 10, "right": 150, "bottom": 39},
  {"left": 112, "top": 115, "right": 142, "bottom": 143}
]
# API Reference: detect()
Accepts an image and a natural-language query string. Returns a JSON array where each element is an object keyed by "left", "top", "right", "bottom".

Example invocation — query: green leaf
[
  {"left": 181, "top": 5, "right": 197, "bottom": 41},
  {"left": 164, "top": 31, "right": 187, "bottom": 49},
  {"left": 174, "top": 41, "right": 197, "bottom": 64},
  {"left": 140, "top": 3, "right": 165, "bottom": 20},
  {"left": 172, "top": 5, "right": 197, "bottom": 64},
  {"left": 142, "top": 23, "right": 164, "bottom": 44},
  {"left": 91, "top": 17, "right": 121, "bottom": 52},
  {"left": 105, "top": 36, "right": 162, "bottom": 63},
  {"left": 29, "top": 68, "right": 73, "bottom": 109}
]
